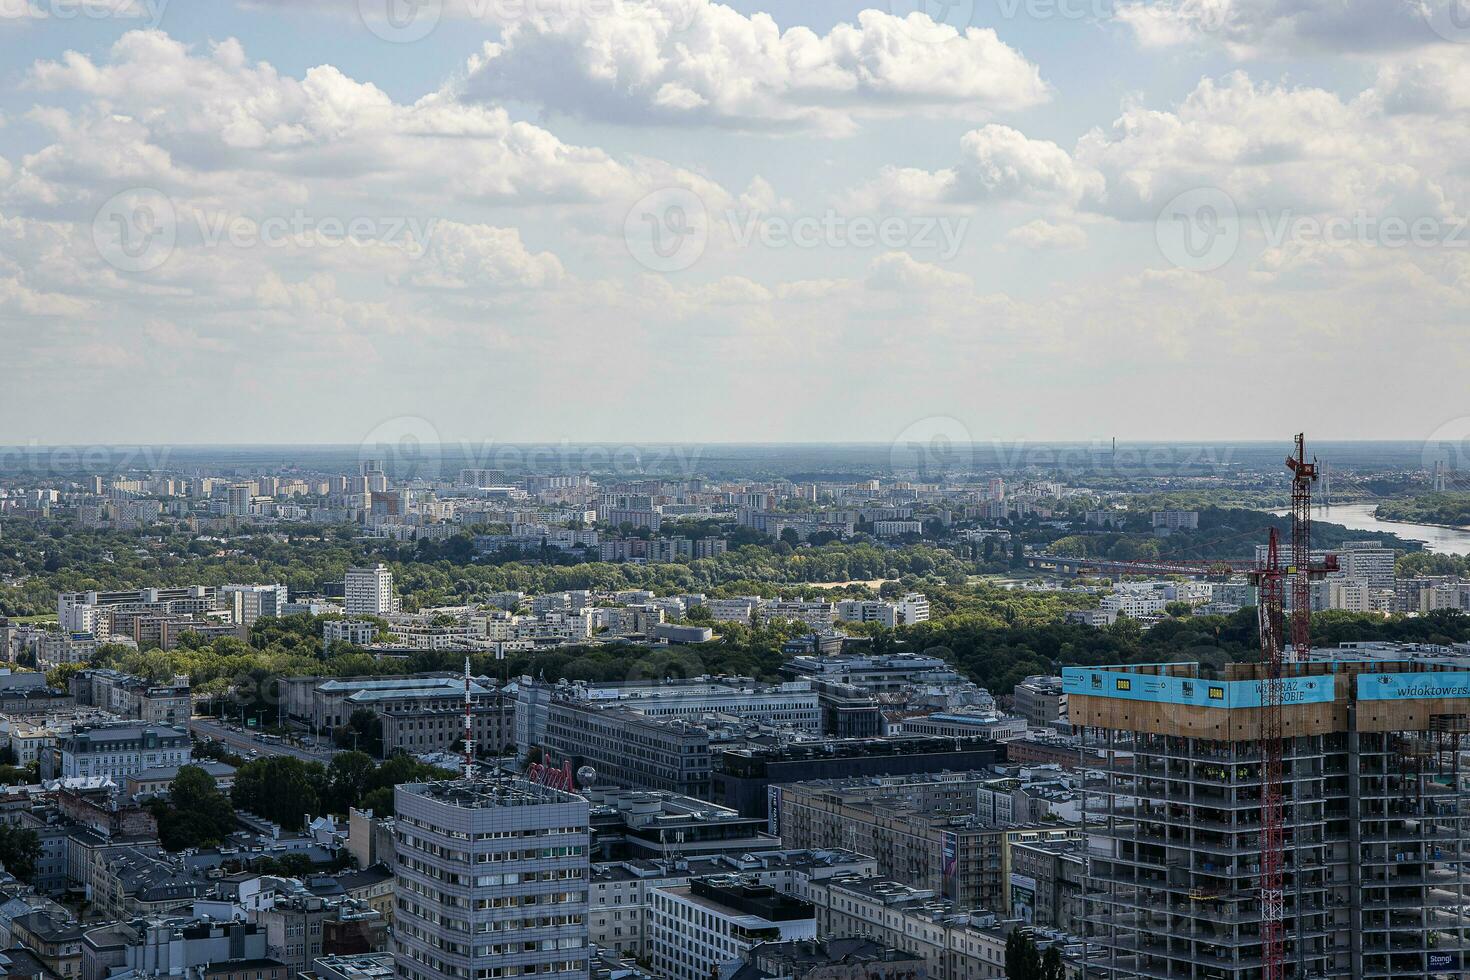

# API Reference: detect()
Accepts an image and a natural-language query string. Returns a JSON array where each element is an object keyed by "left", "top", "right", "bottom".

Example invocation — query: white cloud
[
  {"left": 20, "top": 30, "right": 722, "bottom": 211},
  {"left": 460, "top": 3, "right": 1049, "bottom": 134},
  {"left": 850, "top": 124, "right": 1102, "bottom": 210},
  {"left": 1115, "top": 0, "right": 1453, "bottom": 56},
  {"left": 410, "top": 220, "right": 566, "bottom": 289},
  {"left": 1004, "top": 219, "right": 1087, "bottom": 250},
  {"left": 1075, "top": 72, "right": 1463, "bottom": 221}
]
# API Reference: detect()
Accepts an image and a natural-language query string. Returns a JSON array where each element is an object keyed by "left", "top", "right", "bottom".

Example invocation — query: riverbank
[
  {"left": 1370, "top": 504, "right": 1470, "bottom": 533},
  {"left": 1306, "top": 501, "right": 1470, "bottom": 554}
]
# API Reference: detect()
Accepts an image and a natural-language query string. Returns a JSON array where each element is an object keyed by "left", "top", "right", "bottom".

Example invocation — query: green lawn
[{"left": 9, "top": 614, "right": 57, "bottom": 624}]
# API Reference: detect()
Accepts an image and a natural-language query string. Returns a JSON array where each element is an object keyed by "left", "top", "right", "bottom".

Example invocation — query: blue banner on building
[
  {"left": 1357, "top": 671, "right": 1470, "bottom": 701},
  {"left": 1062, "top": 666, "right": 1334, "bottom": 709}
]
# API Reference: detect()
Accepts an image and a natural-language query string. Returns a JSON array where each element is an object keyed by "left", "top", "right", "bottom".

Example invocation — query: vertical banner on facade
[
  {"left": 768, "top": 785, "right": 782, "bottom": 836},
  {"left": 942, "top": 831, "right": 959, "bottom": 900}
]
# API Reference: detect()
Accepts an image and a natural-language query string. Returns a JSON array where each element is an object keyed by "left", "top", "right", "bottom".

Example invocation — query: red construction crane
[
  {"left": 1250, "top": 527, "right": 1288, "bottom": 980},
  {"left": 1287, "top": 434, "right": 1317, "bottom": 663},
  {"left": 1252, "top": 528, "right": 1287, "bottom": 980},
  {"left": 1253, "top": 434, "right": 1339, "bottom": 980}
]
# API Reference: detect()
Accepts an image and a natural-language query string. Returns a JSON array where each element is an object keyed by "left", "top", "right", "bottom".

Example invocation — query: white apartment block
[
  {"left": 761, "top": 600, "right": 836, "bottom": 630},
  {"left": 1328, "top": 580, "right": 1396, "bottom": 614},
  {"left": 1150, "top": 509, "right": 1199, "bottom": 530},
  {"left": 1337, "top": 541, "right": 1397, "bottom": 588},
  {"left": 220, "top": 584, "right": 289, "bottom": 625},
  {"left": 324, "top": 620, "right": 379, "bottom": 646},
  {"left": 1099, "top": 592, "right": 1168, "bottom": 618},
  {"left": 872, "top": 521, "right": 924, "bottom": 538},
  {"left": 649, "top": 878, "right": 815, "bottom": 980},
  {"left": 708, "top": 598, "right": 760, "bottom": 624},
  {"left": 834, "top": 594, "right": 931, "bottom": 629},
  {"left": 344, "top": 565, "right": 397, "bottom": 616}
]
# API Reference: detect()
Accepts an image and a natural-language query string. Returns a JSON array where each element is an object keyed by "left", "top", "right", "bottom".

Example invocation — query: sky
[{"left": 0, "top": 0, "right": 1468, "bottom": 448}]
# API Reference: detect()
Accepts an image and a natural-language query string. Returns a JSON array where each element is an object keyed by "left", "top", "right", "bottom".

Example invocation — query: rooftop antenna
[{"left": 462, "top": 657, "right": 475, "bottom": 780}]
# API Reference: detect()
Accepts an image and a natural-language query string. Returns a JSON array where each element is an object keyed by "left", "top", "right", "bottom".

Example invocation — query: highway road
[{"left": 189, "top": 716, "right": 339, "bottom": 765}]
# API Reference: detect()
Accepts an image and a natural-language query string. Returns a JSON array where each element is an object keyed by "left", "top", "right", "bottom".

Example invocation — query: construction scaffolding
[{"left": 1071, "top": 658, "right": 1470, "bottom": 979}]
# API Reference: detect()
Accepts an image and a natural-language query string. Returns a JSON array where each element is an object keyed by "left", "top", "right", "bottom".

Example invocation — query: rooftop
[{"left": 401, "top": 776, "right": 584, "bottom": 809}]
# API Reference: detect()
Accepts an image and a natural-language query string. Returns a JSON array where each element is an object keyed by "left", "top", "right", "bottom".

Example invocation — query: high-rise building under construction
[{"left": 1067, "top": 657, "right": 1470, "bottom": 979}]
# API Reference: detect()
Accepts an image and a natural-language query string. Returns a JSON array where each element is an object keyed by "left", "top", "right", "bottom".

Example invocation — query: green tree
[
  {"left": 153, "top": 765, "right": 238, "bottom": 850},
  {"left": 0, "top": 823, "right": 41, "bottom": 882},
  {"left": 1004, "top": 929, "right": 1040, "bottom": 980},
  {"left": 1039, "top": 947, "right": 1064, "bottom": 980},
  {"left": 326, "top": 751, "right": 377, "bottom": 814},
  {"left": 231, "top": 756, "right": 327, "bottom": 831}
]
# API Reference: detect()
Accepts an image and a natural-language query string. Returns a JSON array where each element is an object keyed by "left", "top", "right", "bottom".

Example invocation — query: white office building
[
  {"left": 344, "top": 565, "right": 397, "bottom": 616},
  {"left": 650, "top": 877, "right": 815, "bottom": 980}
]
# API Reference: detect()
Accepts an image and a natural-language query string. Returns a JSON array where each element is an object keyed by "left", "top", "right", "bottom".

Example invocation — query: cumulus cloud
[
  {"left": 411, "top": 221, "right": 566, "bottom": 289},
  {"left": 1115, "top": 0, "right": 1455, "bottom": 56},
  {"left": 1074, "top": 72, "right": 1462, "bottom": 221},
  {"left": 20, "top": 30, "right": 722, "bottom": 211},
  {"left": 856, "top": 71, "right": 1467, "bottom": 235},
  {"left": 460, "top": 2, "right": 1049, "bottom": 134},
  {"left": 850, "top": 125, "right": 1102, "bottom": 209}
]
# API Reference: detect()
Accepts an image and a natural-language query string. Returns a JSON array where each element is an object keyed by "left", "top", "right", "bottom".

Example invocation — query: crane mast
[
  {"left": 1253, "top": 433, "right": 1335, "bottom": 980},
  {"left": 1286, "top": 433, "right": 1318, "bottom": 663},
  {"left": 1254, "top": 527, "right": 1288, "bottom": 980}
]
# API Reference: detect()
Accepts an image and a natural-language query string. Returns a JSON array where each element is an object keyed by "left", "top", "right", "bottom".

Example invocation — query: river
[{"left": 1305, "top": 502, "right": 1470, "bottom": 555}]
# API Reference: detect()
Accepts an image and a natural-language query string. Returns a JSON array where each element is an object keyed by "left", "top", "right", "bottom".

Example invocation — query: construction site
[{"left": 1067, "top": 436, "right": 1470, "bottom": 980}]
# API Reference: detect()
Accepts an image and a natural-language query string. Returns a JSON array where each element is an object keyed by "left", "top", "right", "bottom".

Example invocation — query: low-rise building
[{"left": 649, "top": 877, "right": 815, "bottom": 980}]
